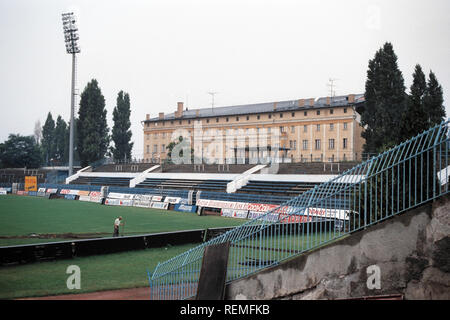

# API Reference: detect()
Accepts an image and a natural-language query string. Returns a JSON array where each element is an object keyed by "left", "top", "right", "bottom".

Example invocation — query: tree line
[{"left": 0, "top": 79, "right": 134, "bottom": 168}]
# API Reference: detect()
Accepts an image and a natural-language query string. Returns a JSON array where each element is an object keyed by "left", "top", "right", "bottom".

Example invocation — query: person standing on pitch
[{"left": 113, "top": 216, "right": 124, "bottom": 237}]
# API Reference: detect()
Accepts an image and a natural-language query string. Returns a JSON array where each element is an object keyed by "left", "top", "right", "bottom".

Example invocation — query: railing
[{"left": 148, "top": 120, "right": 449, "bottom": 300}]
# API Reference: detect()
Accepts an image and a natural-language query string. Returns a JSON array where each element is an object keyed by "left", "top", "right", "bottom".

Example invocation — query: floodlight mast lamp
[{"left": 62, "top": 12, "right": 80, "bottom": 176}]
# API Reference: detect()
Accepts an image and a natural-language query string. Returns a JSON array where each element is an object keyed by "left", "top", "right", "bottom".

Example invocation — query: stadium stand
[
  {"left": 69, "top": 175, "right": 135, "bottom": 187},
  {"left": 136, "top": 177, "right": 230, "bottom": 192},
  {"left": 0, "top": 168, "right": 47, "bottom": 184}
]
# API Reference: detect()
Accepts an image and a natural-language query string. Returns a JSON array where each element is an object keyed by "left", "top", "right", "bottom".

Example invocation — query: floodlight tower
[{"left": 62, "top": 12, "right": 80, "bottom": 176}]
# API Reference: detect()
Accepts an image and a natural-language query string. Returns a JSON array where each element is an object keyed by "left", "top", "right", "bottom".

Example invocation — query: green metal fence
[{"left": 148, "top": 120, "right": 449, "bottom": 300}]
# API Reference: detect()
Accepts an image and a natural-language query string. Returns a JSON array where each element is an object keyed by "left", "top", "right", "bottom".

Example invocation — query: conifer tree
[
  {"left": 77, "top": 79, "right": 110, "bottom": 167},
  {"left": 361, "top": 42, "right": 407, "bottom": 154},
  {"left": 424, "top": 70, "right": 446, "bottom": 126},
  {"left": 400, "top": 64, "right": 429, "bottom": 140},
  {"left": 41, "top": 112, "right": 56, "bottom": 164},
  {"left": 111, "top": 91, "right": 133, "bottom": 162}
]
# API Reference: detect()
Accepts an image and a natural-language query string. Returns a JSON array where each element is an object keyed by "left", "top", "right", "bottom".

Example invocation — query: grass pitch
[
  {"left": 0, "top": 194, "right": 245, "bottom": 299},
  {"left": 0, "top": 194, "right": 243, "bottom": 246}
]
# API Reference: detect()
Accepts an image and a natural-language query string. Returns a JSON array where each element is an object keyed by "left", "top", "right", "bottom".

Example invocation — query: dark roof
[{"left": 144, "top": 94, "right": 365, "bottom": 122}]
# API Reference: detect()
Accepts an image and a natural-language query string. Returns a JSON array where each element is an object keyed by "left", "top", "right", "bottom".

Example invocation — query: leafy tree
[
  {"left": 41, "top": 112, "right": 56, "bottom": 164},
  {"left": 111, "top": 91, "right": 133, "bottom": 162},
  {"left": 424, "top": 70, "right": 446, "bottom": 126},
  {"left": 0, "top": 134, "right": 41, "bottom": 168},
  {"left": 77, "top": 79, "right": 110, "bottom": 167},
  {"left": 361, "top": 42, "right": 407, "bottom": 154}
]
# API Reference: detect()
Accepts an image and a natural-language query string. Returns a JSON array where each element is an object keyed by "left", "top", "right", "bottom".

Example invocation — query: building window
[
  {"left": 302, "top": 140, "right": 308, "bottom": 150},
  {"left": 315, "top": 139, "right": 321, "bottom": 150},
  {"left": 343, "top": 122, "right": 348, "bottom": 130},
  {"left": 268, "top": 127, "right": 271, "bottom": 133},
  {"left": 280, "top": 126, "right": 285, "bottom": 133},
  {"left": 179, "top": 120, "right": 182, "bottom": 125},
  {"left": 216, "top": 117, "right": 219, "bottom": 122},
  {"left": 344, "top": 108, "right": 347, "bottom": 113},
  {"left": 330, "top": 123, "right": 334, "bottom": 131},
  {"left": 206, "top": 119, "right": 210, "bottom": 123},
  {"left": 304, "top": 111, "right": 307, "bottom": 116},
  {"left": 291, "top": 126, "right": 295, "bottom": 133},
  {"left": 330, "top": 109, "right": 334, "bottom": 115},
  {"left": 280, "top": 113, "right": 283, "bottom": 118},
  {"left": 153, "top": 144, "right": 158, "bottom": 153},
  {"left": 246, "top": 116, "right": 249, "bottom": 121},
  {"left": 146, "top": 145, "right": 150, "bottom": 153},
  {"left": 291, "top": 112, "right": 295, "bottom": 117},
  {"left": 291, "top": 140, "right": 297, "bottom": 150},
  {"left": 303, "top": 125, "right": 308, "bottom": 132},
  {"left": 316, "top": 124, "right": 320, "bottom": 131},
  {"left": 161, "top": 144, "right": 165, "bottom": 152},
  {"left": 170, "top": 120, "right": 174, "bottom": 124},
  {"left": 188, "top": 120, "right": 191, "bottom": 124},
  {"left": 268, "top": 114, "right": 272, "bottom": 119},
  {"left": 226, "top": 117, "right": 229, "bottom": 122},
  {"left": 236, "top": 116, "right": 239, "bottom": 121},
  {"left": 329, "top": 139, "right": 335, "bottom": 150},
  {"left": 317, "top": 110, "right": 320, "bottom": 115},
  {"left": 257, "top": 115, "right": 260, "bottom": 120},
  {"left": 343, "top": 138, "right": 348, "bottom": 149}
]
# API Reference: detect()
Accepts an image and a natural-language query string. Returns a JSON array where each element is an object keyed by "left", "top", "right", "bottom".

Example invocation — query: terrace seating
[
  {"left": 160, "top": 164, "right": 255, "bottom": 173},
  {"left": 69, "top": 176, "right": 133, "bottom": 187},
  {"left": 0, "top": 168, "right": 48, "bottom": 184},
  {"left": 277, "top": 162, "right": 360, "bottom": 175},
  {"left": 235, "top": 180, "right": 320, "bottom": 197},
  {"left": 136, "top": 178, "right": 230, "bottom": 192},
  {"left": 92, "top": 163, "right": 157, "bottom": 173}
]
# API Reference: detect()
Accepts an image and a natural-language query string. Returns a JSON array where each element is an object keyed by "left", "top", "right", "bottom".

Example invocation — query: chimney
[
  {"left": 310, "top": 98, "right": 315, "bottom": 106},
  {"left": 176, "top": 102, "right": 184, "bottom": 118},
  {"left": 159, "top": 112, "right": 164, "bottom": 120},
  {"left": 348, "top": 94, "right": 355, "bottom": 103},
  {"left": 273, "top": 102, "right": 277, "bottom": 111},
  {"left": 146, "top": 114, "right": 150, "bottom": 120},
  {"left": 298, "top": 99, "right": 305, "bottom": 107},
  {"left": 326, "top": 97, "right": 331, "bottom": 105}
]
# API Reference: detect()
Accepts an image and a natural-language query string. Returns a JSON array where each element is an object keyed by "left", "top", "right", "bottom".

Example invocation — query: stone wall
[{"left": 225, "top": 194, "right": 450, "bottom": 300}]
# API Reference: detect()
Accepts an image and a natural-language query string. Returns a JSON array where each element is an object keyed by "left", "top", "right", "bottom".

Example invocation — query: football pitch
[
  {"left": 0, "top": 195, "right": 244, "bottom": 299},
  {"left": 0, "top": 195, "right": 243, "bottom": 246}
]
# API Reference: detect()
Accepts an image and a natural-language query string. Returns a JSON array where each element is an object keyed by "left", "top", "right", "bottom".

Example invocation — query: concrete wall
[{"left": 225, "top": 194, "right": 450, "bottom": 300}]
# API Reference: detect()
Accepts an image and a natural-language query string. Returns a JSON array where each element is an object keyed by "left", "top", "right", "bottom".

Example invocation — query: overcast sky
[{"left": 1, "top": 0, "right": 449, "bottom": 158}]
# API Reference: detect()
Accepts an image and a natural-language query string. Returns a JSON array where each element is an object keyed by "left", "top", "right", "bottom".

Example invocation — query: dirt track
[{"left": 19, "top": 287, "right": 151, "bottom": 300}]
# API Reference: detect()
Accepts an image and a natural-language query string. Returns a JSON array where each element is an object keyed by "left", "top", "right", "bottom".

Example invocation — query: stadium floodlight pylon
[{"left": 61, "top": 12, "right": 80, "bottom": 176}]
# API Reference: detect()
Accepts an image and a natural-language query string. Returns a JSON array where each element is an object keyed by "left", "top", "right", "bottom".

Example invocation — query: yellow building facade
[{"left": 142, "top": 94, "right": 366, "bottom": 164}]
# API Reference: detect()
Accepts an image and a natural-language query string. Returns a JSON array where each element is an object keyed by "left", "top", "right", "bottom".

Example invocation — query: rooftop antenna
[
  {"left": 207, "top": 91, "right": 218, "bottom": 109},
  {"left": 327, "top": 78, "right": 338, "bottom": 103}
]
